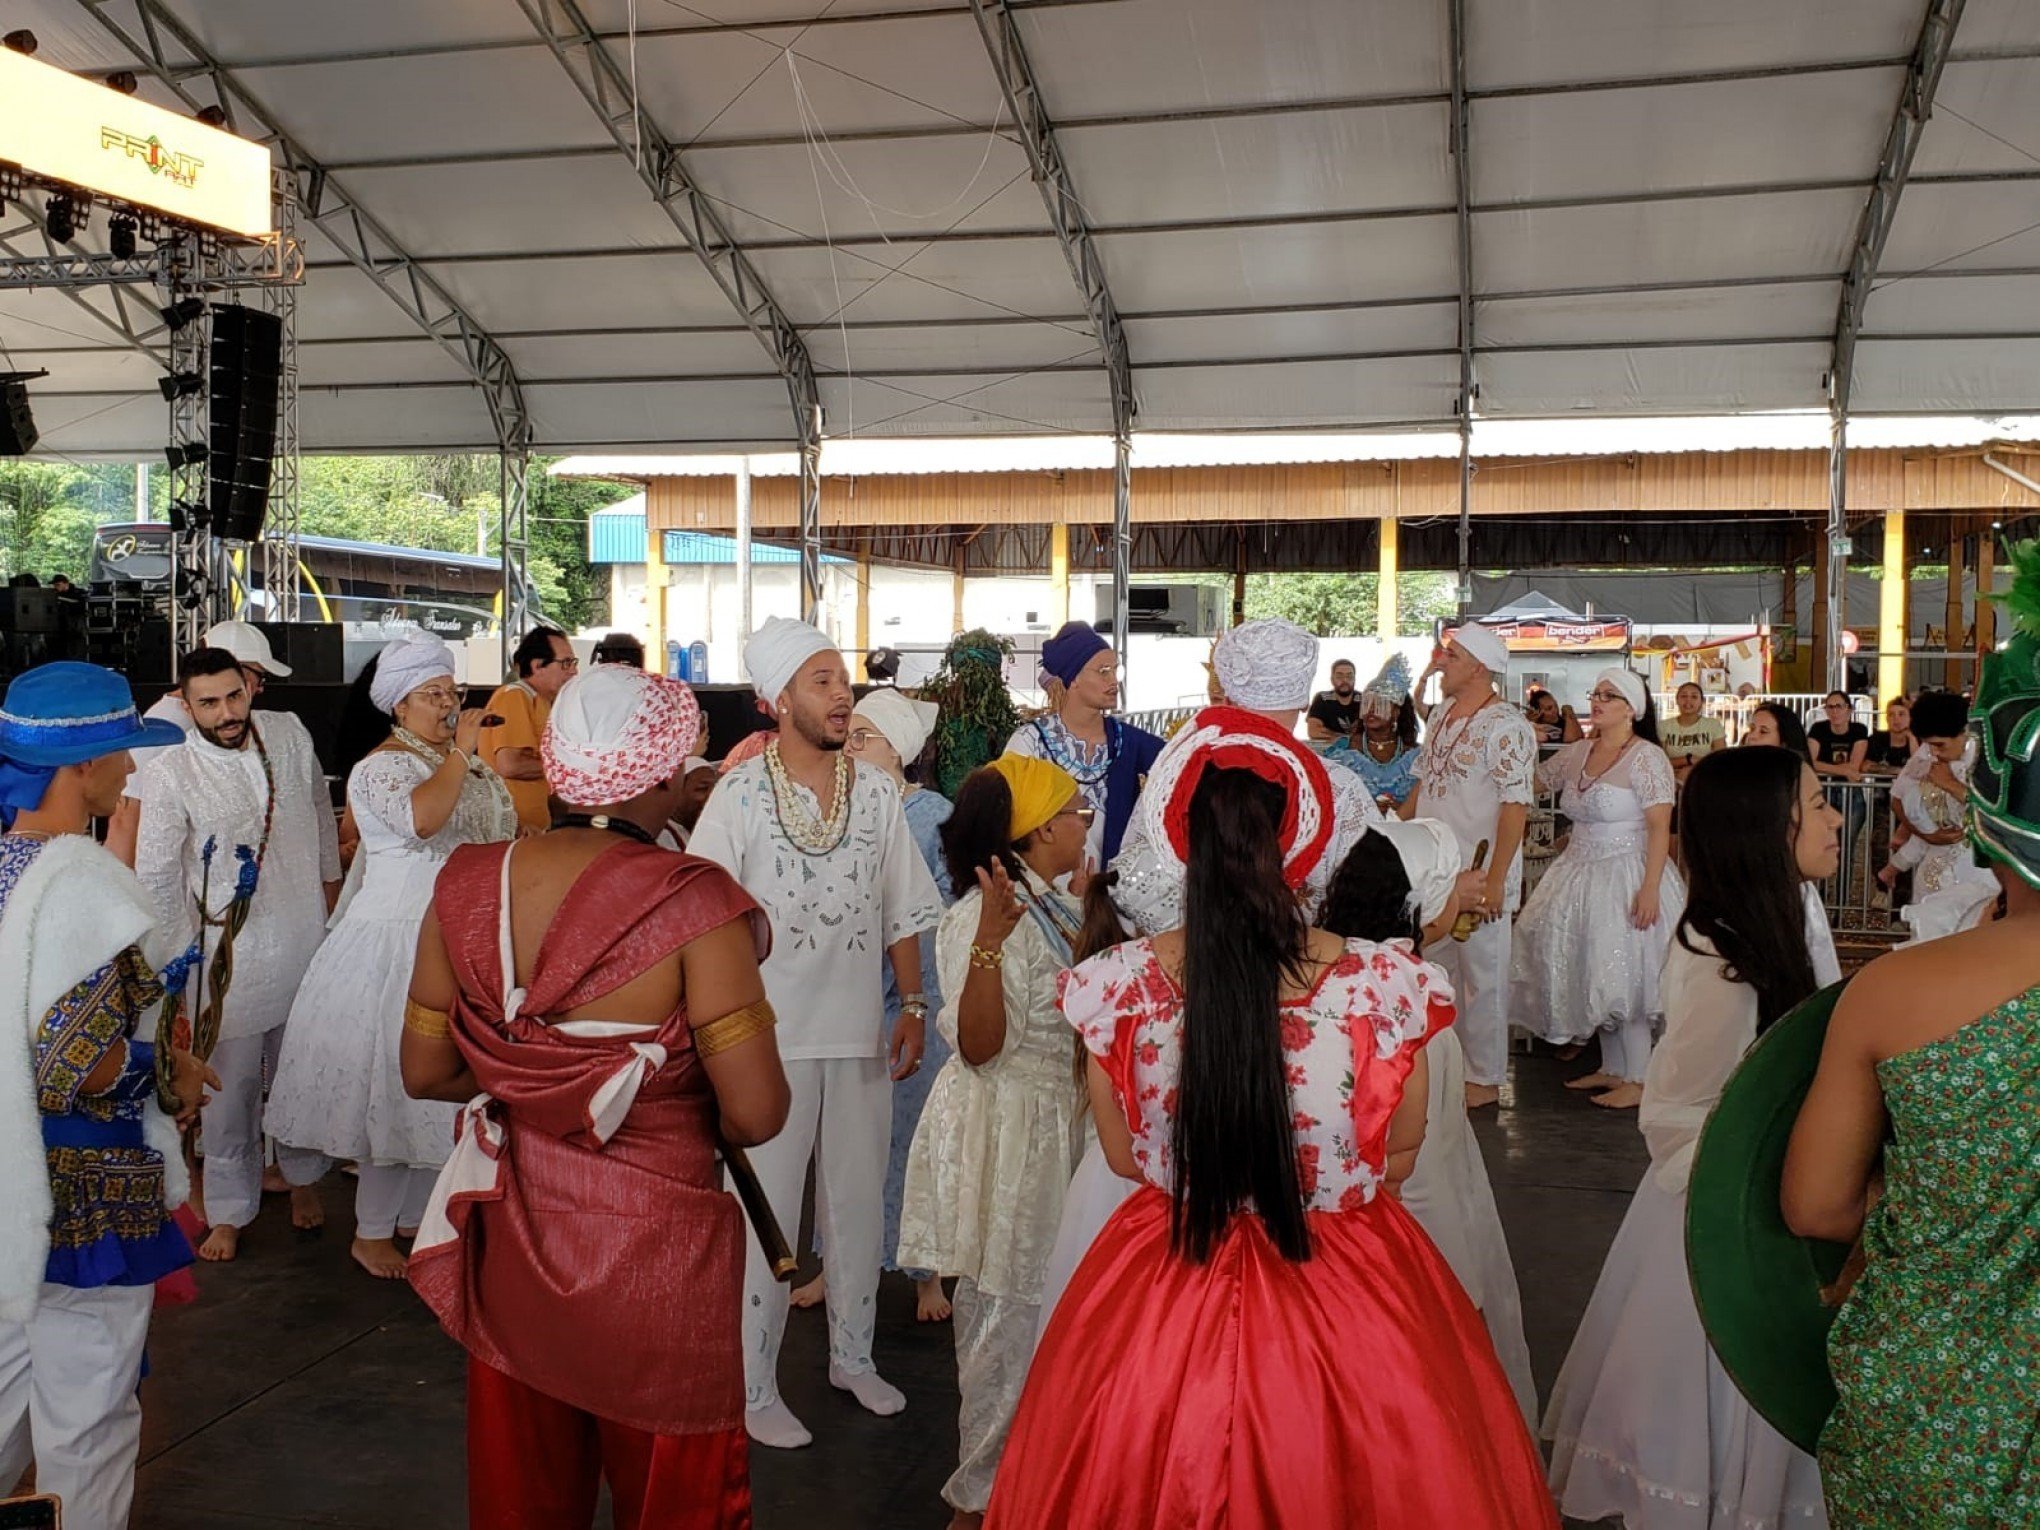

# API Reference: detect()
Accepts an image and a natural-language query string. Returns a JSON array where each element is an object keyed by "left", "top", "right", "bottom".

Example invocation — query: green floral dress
[{"left": 1819, "top": 985, "right": 2040, "bottom": 1526}]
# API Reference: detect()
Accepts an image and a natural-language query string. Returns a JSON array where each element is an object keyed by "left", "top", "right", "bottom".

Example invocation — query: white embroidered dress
[
  {"left": 1414, "top": 697, "right": 1539, "bottom": 907},
  {"left": 131, "top": 711, "right": 340, "bottom": 1041},
  {"left": 1544, "top": 933, "right": 1832, "bottom": 1529},
  {"left": 267, "top": 747, "right": 517, "bottom": 1168},
  {"left": 1511, "top": 739, "right": 1687, "bottom": 1045}
]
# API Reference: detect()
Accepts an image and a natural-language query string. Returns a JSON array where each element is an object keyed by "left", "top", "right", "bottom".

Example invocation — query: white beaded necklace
[{"left": 764, "top": 740, "right": 851, "bottom": 856}]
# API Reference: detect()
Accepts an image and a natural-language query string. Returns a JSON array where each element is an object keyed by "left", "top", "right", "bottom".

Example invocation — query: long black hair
[
  {"left": 940, "top": 766, "right": 1029, "bottom": 894},
  {"left": 1174, "top": 766, "right": 1313, "bottom": 1264},
  {"left": 1675, "top": 746, "right": 1821, "bottom": 1032},
  {"left": 1752, "top": 700, "right": 1811, "bottom": 760},
  {"left": 1630, "top": 684, "right": 1661, "bottom": 746},
  {"left": 1319, "top": 832, "right": 1421, "bottom": 945}
]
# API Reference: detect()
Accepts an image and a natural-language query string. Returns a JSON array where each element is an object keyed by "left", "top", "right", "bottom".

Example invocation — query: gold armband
[
  {"left": 692, "top": 998, "right": 776, "bottom": 1058},
  {"left": 403, "top": 999, "right": 452, "bottom": 1040}
]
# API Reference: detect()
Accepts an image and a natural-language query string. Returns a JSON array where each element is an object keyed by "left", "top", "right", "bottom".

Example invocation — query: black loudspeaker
[
  {"left": 0, "top": 379, "right": 36, "bottom": 456},
  {"left": 208, "top": 305, "right": 282, "bottom": 541},
  {"left": 0, "top": 588, "right": 60, "bottom": 635},
  {"left": 250, "top": 621, "right": 343, "bottom": 684}
]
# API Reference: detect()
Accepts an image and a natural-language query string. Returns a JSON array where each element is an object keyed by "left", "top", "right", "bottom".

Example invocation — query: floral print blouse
[{"left": 1057, "top": 937, "right": 1454, "bottom": 1211}]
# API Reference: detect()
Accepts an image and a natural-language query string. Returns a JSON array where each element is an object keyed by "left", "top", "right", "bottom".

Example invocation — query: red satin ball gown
[{"left": 986, "top": 938, "right": 1558, "bottom": 1530}]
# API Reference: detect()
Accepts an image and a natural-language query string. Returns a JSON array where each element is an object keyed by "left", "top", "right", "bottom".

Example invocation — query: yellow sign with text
[{"left": 0, "top": 47, "right": 270, "bottom": 237}]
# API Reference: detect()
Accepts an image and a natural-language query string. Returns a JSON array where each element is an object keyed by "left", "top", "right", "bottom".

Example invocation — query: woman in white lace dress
[
  {"left": 897, "top": 755, "right": 1089, "bottom": 1528},
  {"left": 268, "top": 633, "right": 517, "bottom": 1279},
  {"left": 1511, "top": 667, "right": 1685, "bottom": 1109}
]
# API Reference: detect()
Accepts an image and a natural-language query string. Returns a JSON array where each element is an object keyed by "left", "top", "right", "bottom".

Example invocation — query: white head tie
[
  {"left": 370, "top": 631, "right": 456, "bottom": 714},
  {"left": 1371, "top": 816, "right": 1463, "bottom": 926},
  {"left": 744, "top": 616, "right": 835, "bottom": 706},
  {"left": 1213, "top": 618, "right": 1320, "bottom": 712},
  {"left": 1447, "top": 622, "right": 1509, "bottom": 675},
  {"left": 1596, "top": 666, "right": 1648, "bottom": 716},
  {"left": 854, "top": 688, "right": 939, "bottom": 764},
  {"left": 542, "top": 666, "right": 704, "bottom": 808}
]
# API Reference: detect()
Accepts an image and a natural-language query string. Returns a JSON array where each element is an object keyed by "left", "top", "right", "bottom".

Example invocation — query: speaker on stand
[{"left": 208, "top": 306, "right": 283, "bottom": 543}]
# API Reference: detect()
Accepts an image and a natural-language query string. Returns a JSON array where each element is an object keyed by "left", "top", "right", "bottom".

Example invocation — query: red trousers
[{"left": 466, "top": 1357, "right": 752, "bottom": 1529}]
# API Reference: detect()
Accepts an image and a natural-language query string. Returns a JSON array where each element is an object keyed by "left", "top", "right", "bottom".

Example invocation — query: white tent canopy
[{"left": 4, "top": 0, "right": 2039, "bottom": 457}]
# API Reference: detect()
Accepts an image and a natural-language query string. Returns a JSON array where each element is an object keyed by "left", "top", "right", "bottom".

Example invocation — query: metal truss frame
[
  {"left": 161, "top": 232, "right": 215, "bottom": 656},
  {"left": 1822, "top": 0, "right": 1965, "bottom": 687},
  {"left": 1448, "top": 0, "right": 1476, "bottom": 617},
  {"left": 259, "top": 172, "right": 302, "bottom": 623},
  {"left": 966, "top": 0, "right": 1137, "bottom": 658},
  {"left": 513, "top": 0, "right": 826, "bottom": 623}
]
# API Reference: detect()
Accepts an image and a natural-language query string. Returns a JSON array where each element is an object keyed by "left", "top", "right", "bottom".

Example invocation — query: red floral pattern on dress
[{"left": 1055, "top": 936, "right": 1456, "bottom": 1211}]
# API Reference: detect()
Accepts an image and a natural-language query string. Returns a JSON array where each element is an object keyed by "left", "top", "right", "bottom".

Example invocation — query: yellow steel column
[
  {"left": 1050, "top": 522, "right": 1070, "bottom": 629},
  {"left": 1878, "top": 508, "right": 1906, "bottom": 706},
  {"left": 854, "top": 546, "right": 873, "bottom": 680},
  {"left": 644, "top": 519, "right": 667, "bottom": 675},
  {"left": 1377, "top": 515, "right": 1400, "bottom": 642}
]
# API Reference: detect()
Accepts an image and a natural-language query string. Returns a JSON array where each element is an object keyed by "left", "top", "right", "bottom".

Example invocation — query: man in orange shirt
[{"left": 480, "top": 626, "right": 578, "bottom": 832}]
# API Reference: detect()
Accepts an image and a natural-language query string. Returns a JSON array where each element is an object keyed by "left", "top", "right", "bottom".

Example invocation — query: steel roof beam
[
  {"left": 511, "top": 0, "right": 824, "bottom": 617},
  {"left": 1449, "top": 0, "right": 1477, "bottom": 614},
  {"left": 67, "top": 0, "right": 531, "bottom": 455}
]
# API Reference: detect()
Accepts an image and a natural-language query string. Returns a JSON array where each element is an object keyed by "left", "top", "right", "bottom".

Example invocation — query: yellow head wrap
[{"left": 987, "top": 753, "right": 1079, "bottom": 842}]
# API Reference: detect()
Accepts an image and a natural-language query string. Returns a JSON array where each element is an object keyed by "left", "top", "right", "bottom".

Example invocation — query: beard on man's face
[{"left": 198, "top": 716, "right": 249, "bottom": 750}]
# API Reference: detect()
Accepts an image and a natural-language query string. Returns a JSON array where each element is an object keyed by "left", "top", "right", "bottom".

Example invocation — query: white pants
[
  {"left": 1426, "top": 912, "right": 1512, "bottom": 1087},
  {"left": 200, "top": 1024, "right": 322, "bottom": 1230},
  {"left": 742, "top": 1056, "right": 891, "bottom": 1410},
  {"left": 945, "top": 1277, "right": 1038, "bottom": 1513},
  {"left": 0, "top": 1283, "right": 154, "bottom": 1530},
  {"left": 1597, "top": 1015, "right": 1656, "bottom": 1084},
  {"left": 353, "top": 1163, "right": 438, "bottom": 1241}
]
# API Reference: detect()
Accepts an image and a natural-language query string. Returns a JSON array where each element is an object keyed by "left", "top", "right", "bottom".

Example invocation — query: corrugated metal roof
[{"left": 588, "top": 503, "right": 849, "bottom": 568}]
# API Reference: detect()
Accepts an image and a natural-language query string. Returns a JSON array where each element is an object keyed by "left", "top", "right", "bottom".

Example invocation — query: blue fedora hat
[{"left": 0, "top": 662, "right": 186, "bottom": 768}]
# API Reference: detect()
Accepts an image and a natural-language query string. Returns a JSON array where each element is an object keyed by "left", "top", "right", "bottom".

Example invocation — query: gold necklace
[{"left": 764, "top": 741, "right": 852, "bottom": 856}]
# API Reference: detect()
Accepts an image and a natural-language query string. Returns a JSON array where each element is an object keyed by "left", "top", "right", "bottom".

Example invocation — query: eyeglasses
[
  {"left": 536, "top": 655, "right": 580, "bottom": 672},
  {"left": 1586, "top": 688, "right": 1630, "bottom": 705},
  {"left": 1057, "top": 803, "right": 1098, "bottom": 828},
  {"left": 409, "top": 685, "right": 460, "bottom": 707},
  {"left": 846, "top": 727, "right": 887, "bottom": 752}
]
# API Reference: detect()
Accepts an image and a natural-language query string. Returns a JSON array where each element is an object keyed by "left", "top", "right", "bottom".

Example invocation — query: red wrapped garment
[
  {"left": 407, "top": 840, "right": 767, "bottom": 1443},
  {"left": 984, "top": 1188, "right": 1560, "bottom": 1530}
]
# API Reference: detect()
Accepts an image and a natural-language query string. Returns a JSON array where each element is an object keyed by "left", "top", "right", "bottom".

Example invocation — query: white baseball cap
[{"left": 202, "top": 619, "right": 292, "bottom": 678}]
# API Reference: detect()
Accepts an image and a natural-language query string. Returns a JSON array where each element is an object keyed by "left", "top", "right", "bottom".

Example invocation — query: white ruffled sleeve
[
  {"left": 1055, "top": 941, "right": 1146, "bottom": 1060},
  {"left": 1535, "top": 739, "right": 1585, "bottom": 797},
  {"left": 1630, "top": 743, "right": 1677, "bottom": 810},
  {"left": 347, "top": 751, "right": 432, "bottom": 844},
  {"left": 1640, "top": 935, "right": 1758, "bottom": 1193}
]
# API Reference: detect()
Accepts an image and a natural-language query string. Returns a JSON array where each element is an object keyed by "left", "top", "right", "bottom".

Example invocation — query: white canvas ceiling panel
[
  {"left": 230, "top": 52, "right": 613, "bottom": 164},
  {"left": 297, "top": 340, "right": 478, "bottom": 390},
  {"left": 414, "top": 253, "right": 752, "bottom": 333},
  {"left": 805, "top": 320, "right": 1101, "bottom": 375},
  {"left": 822, "top": 368, "right": 1113, "bottom": 436},
  {"left": 3, "top": 346, "right": 158, "bottom": 393},
  {"left": 1477, "top": 281, "right": 1839, "bottom": 348},
  {"left": 291, "top": 389, "right": 498, "bottom": 452},
  {"left": 1858, "top": 272, "right": 2040, "bottom": 337},
  {"left": 1057, "top": 104, "right": 1453, "bottom": 226},
  {"left": 1912, "top": 58, "right": 2040, "bottom": 175},
  {"left": 1478, "top": 342, "right": 1830, "bottom": 416},
  {"left": 1017, "top": 0, "right": 1445, "bottom": 119},
  {"left": 1465, "top": 0, "right": 1923, "bottom": 92},
  {"left": 524, "top": 379, "right": 800, "bottom": 449},
  {"left": 0, "top": 286, "right": 157, "bottom": 360},
  {"left": 504, "top": 330, "right": 784, "bottom": 382},
  {"left": 330, "top": 157, "right": 696, "bottom": 259},
  {"left": 286, "top": 265, "right": 450, "bottom": 345},
  {"left": 1953, "top": 0, "right": 2040, "bottom": 53},
  {"left": 163, "top": 0, "right": 535, "bottom": 63},
  {"left": 683, "top": 138, "right": 1047, "bottom": 246},
  {"left": 1852, "top": 339, "right": 2040, "bottom": 414},
  {"left": 1102, "top": 217, "right": 1460, "bottom": 313},
  {"left": 1878, "top": 181, "right": 2040, "bottom": 274},
  {"left": 1124, "top": 303, "right": 1458, "bottom": 366},
  {"left": 573, "top": 0, "right": 966, "bottom": 39},
  {"left": 1475, "top": 187, "right": 1865, "bottom": 296},
  {"left": 27, "top": 388, "right": 200, "bottom": 457},
  {"left": 1133, "top": 356, "right": 1461, "bottom": 431},
  {"left": 743, "top": 238, "right": 1086, "bottom": 326},
  {"left": 1471, "top": 71, "right": 1900, "bottom": 206}
]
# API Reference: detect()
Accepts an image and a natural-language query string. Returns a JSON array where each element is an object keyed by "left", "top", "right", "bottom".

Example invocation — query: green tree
[
  {"left": 1239, "top": 572, "right": 1458, "bottom": 637},
  {"left": 0, "top": 461, "right": 137, "bottom": 581}
]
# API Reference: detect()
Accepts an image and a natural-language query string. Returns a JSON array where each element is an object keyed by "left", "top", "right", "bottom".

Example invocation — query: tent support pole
[
  {"left": 1113, "top": 436, "right": 1132, "bottom": 673},
  {"left": 735, "top": 457, "right": 754, "bottom": 644},
  {"left": 1449, "top": 0, "right": 1476, "bottom": 617},
  {"left": 1825, "top": 416, "right": 1849, "bottom": 693}
]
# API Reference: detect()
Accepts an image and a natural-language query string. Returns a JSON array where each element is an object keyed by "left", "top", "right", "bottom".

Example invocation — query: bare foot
[
  {"left": 197, "top": 1224, "right": 240, "bottom": 1262},
  {"left": 290, "top": 1185, "right": 325, "bottom": 1231},
  {"left": 1552, "top": 1042, "right": 1586, "bottom": 1062},
  {"left": 1564, "top": 1072, "right": 1620, "bottom": 1092},
  {"left": 1590, "top": 1082, "right": 1644, "bottom": 1110},
  {"left": 351, "top": 1236, "right": 409, "bottom": 1279},
  {"left": 915, "top": 1275, "right": 952, "bottom": 1323},
  {"left": 261, "top": 1164, "right": 290, "bottom": 1194},
  {"left": 1464, "top": 1082, "right": 1501, "bottom": 1111},
  {"left": 788, "top": 1274, "right": 825, "bottom": 1310}
]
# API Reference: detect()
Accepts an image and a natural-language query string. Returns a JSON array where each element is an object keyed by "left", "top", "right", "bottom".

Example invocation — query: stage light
[
  {"left": 194, "top": 105, "right": 227, "bottom": 128},
  {"left": 160, "top": 297, "right": 206, "bottom": 331},
  {"left": 164, "top": 441, "right": 208, "bottom": 470},
  {"left": 45, "top": 195, "right": 75, "bottom": 243},
  {"left": 2, "top": 30, "right": 36, "bottom": 55},
  {"left": 157, "top": 370, "right": 203, "bottom": 401},
  {"left": 167, "top": 499, "right": 209, "bottom": 535},
  {"left": 109, "top": 213, "right": 137, "bottom": 260},
  {"left": 103, "top": 70, "right": 137, "bottom": 95}
]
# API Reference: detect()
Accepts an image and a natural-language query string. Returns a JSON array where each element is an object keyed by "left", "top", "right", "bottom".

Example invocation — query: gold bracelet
[
  {"left": 403, "top": 999, "right": 452, "bottom": 1040},
  {"left": 969, "top": 943, "right": 1006, "bottom": 971},
  {"left": 693, "top": 997, "right": 777, "bottom": 1058}
]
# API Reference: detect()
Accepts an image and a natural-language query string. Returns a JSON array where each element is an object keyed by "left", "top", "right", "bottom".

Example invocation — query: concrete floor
[{"left": 129, "top": 1049, "right": 1646, "bottom": 1528}]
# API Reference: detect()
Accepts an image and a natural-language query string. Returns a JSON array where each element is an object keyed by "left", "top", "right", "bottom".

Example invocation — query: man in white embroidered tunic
[
  {"left": 1402, "top": 625, "right": 1537, "bottom": 1109},
  {"left": 688, "top": 616, "right": 942, "bottom": 1452},
  {"left": 134, "top": 646, "right": 341, "bottom": 1258}
]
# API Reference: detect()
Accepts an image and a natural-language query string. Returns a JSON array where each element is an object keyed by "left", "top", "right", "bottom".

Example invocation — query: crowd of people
[{"left": 0, "top": 588, "right": 2033, "bottom": 1530}]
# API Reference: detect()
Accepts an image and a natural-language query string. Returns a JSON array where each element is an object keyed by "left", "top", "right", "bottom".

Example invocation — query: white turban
[
  {"left": 1214, "top": 618, "right": 1319, "bottom": 712},
  {"left": 1372, "top": 816, "right": 1463, "bottom": 926},
  {"left": 1596, "top": 666, "right": 1648, "bottom": 715},
  {"left": 370, "top": 630, "right": 456, "bottom": 714},
  {"left": 1447, "top": 622, "right": 1509, "bottom": 675},
  {"left": 744, "top": 616, "right": 835, "bottom": 706},
  {"left": 683, "top": 755, "right": 712, "bottom": 777},
  {"left": 854, "top": 688, "right": 939, "bottom": 764},
  {"left": 541, "top": 666, "right": 704, "bottom": 808}
]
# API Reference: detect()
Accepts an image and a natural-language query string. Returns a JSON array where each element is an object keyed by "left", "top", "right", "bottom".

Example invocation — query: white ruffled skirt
[{"left": 1544, "top": 1171, "right": 1829, "bottom": 1529}]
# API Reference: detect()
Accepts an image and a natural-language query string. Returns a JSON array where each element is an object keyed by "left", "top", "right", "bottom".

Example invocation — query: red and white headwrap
[
  {"left": 1139, "top": 705, "right": 1336, "bottom": 889},
  {"left": 541, "top": 665, "right": 704, "bottom": 808}
]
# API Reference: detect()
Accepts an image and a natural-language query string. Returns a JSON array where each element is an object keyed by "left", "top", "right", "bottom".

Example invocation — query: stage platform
[{"left": 126, "top": 1050, "right": 1645, "bottom": 1529}]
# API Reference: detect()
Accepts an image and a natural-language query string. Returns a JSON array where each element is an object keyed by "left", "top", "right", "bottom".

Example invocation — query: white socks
[
  {"left": 745, "top": 1399, "right": 812, "bottom": 1450},
  {"left": 829, "top": 1363, "right": 906, "bottom": 1417}
]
